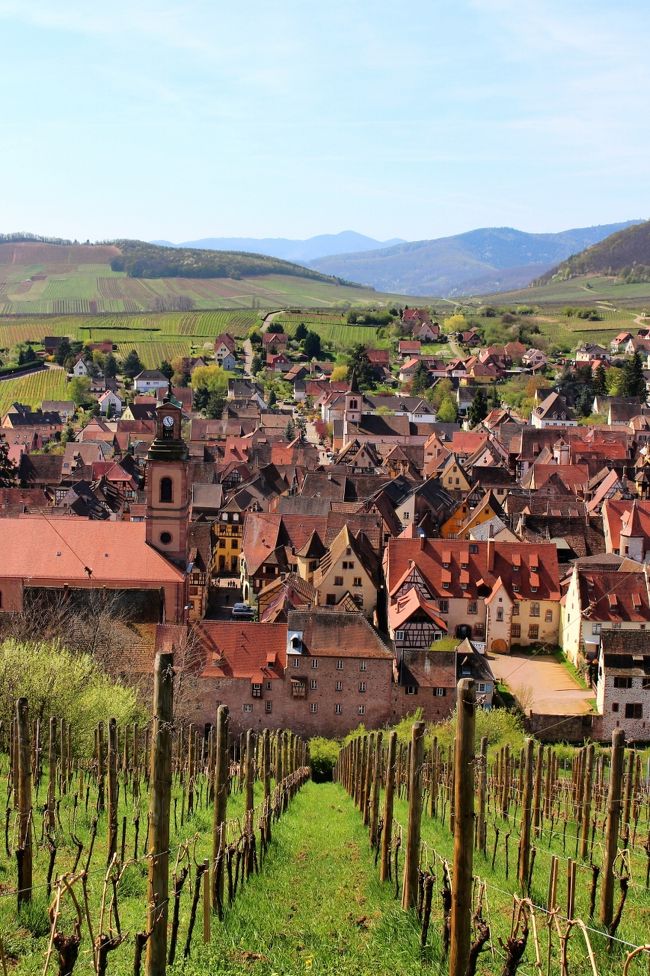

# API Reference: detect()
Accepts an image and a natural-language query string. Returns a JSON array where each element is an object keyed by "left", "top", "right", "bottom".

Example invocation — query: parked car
[{"left": 231, "top": 602, "right": 255, "bottom": 619}]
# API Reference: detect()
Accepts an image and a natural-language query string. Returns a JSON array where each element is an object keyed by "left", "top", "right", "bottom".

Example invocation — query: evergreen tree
[
  {"left": 467, "top": 388, "right": 488, "bottom": 428},
  {"left": 303, "top": 331, "right": 322, "bottom": 359},
  {"left": 267, "top": 389, "right": 277, "bottom": 408},
  {"left": 0, "top": 434, "right": 17, "bottom": 487},
  {"left": 122, "top": 349, "right": 144, "bottom": 378},
  {"left": 411, "top": 362, "right": 431, "bottom": 396},
  {"left": 622, "top": 352, "right": 646, "bottom": 398},
  {"left": 347, "top": 344, "right": 377, "bottom": 389},
  {"left": 160, "top": 360, "right": 174, "bottom": 380},
  {"left": 295, "top": 322, "right": 308, "bottom": 341},
  {"left": 104, "top": 353, "right": 119, "bottom": 378},
  {"left": 594, "top": 362, "right": 607, "bottom": 396},
  {"left": 285, "top": 419, "right": 295, "bottom": 440},
  {"left": 55, "top": 337, "right": 71, "bottom": 366},
  {"left": 296, "top": 415, "right": 307, "bottom": 442}
]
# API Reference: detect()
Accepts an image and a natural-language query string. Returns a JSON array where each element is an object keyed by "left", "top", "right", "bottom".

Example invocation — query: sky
[{"left": 0, "top": 0, "right": 648, "bottom": 243}]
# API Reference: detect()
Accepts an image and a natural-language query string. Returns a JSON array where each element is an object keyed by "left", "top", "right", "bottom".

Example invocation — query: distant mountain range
[
  {"left": 151, "top": 231, "right": 404, "bottom": 265},
  {"left": 306, "top": 222, "right": 644, "bottom": 297},
  {"left": 536, "top": 219, "right": 650, "bottom": 284}
]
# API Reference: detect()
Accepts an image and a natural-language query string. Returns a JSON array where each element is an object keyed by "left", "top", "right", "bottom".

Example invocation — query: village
[{"left": 1, "top": 307, "right": 650, "bottom": 743}]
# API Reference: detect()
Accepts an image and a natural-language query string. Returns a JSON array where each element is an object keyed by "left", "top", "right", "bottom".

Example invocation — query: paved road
[{"left": 487, "top": 652, "right": 594, "bottom": 716}]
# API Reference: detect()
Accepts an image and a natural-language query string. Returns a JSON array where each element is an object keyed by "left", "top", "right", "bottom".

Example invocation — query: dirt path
[
  {"left": 488, "top": 652, "right": 594, "bottom": 715},
  {"left": 243, "top": 308, "right": 284, "bottom": 376}
]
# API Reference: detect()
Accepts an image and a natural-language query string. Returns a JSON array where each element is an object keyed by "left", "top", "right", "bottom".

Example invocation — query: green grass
[{"left": 185, "top": 782, "right": 429, "bottom": 976}]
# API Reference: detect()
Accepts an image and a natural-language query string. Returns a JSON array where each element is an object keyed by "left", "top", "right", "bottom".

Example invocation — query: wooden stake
[
  {"left": 145, "top": 652, "right": 174, "bottom": 976},
  {"left": 211, "top": 705, "right": 229, "bottom": 914},
  {"left": 16, "top": 698, "right": 32, "bottom": 907},
  {"left": 517, "top": 738, "right": 534, "bottom": 889},
  {"left": 600, "top": 728, "right": 625, "bottom": 928},
  {"left": 380, "top": 731, "right": 397, "bottom": 884},
  {"left": 401, "top": 721, "right": 425, "bottom": 911},
  {"left": 449, "top": 679, "right": 476, "bottom": 976}
]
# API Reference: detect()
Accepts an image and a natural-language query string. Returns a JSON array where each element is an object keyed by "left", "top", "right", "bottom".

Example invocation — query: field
[
  {"left": 0, "top": 243, "right": 420, "bottom": 314},
  {"left": 0, "top": 366, "right": 68, "bottom": 414},
  {"left": 481, "top": 274, "right": 650, "bottom": 308}
]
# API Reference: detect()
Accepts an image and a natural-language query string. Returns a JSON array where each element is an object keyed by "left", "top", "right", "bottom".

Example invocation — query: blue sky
[{"left": 0, "top": 0, "right": 648, "bottom": 242}]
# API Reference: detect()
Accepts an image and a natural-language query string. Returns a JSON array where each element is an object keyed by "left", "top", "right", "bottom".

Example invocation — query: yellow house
[
  {"left": 312, "top": 525, "right": 379, "bottom": 618},
  {"left": 437, "top": 453, "right": 471, "bottom": 495},
  {"left": 213, "top": 504, "right": 243, "bottom": 574},
  {"left": 441, "top": 490, "right": 504, "bottom": 539}
]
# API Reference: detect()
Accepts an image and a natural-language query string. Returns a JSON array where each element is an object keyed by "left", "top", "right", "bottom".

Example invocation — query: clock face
[{"left": 162, "top": 415, "right": 174, "bottom": 428}]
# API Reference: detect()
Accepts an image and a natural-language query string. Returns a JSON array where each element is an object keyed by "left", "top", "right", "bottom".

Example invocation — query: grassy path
[{"left": 182, "top": 781, "right": 435, "bottom": 976}]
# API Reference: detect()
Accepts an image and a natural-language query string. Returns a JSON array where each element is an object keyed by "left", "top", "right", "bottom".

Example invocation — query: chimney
[{"left": 487, "top": 529, "right": 495, "bottom": 572}]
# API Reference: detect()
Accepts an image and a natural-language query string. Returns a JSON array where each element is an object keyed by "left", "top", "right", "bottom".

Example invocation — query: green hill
[
  {"left": 536, "top": 219, "right": 650, "bottom": 285},
  {"left": 0, "top": 239, "right": 414, "bottom": 313}
]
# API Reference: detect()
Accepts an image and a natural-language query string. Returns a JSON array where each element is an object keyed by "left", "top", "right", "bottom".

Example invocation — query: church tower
[
  {"left": 343, "top": 370, "right": 362, "bottom": 446},
  {"left": 145, "top": 391, "right": 189, "bottom": 566}
]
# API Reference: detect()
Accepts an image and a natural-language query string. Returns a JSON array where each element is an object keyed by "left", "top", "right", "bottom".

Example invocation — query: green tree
[
  {"left": 69, "top": 375, "right": 93, "bottom": 407},
  {"left": 347, "top": 344, "right": 377, "bottom": 389},
  {"left": 410, "top": 362, "right": 431, "bottom": 396},
  {"left": 621, "top": 352, "right": 647, "bottom": 398},
  {"left": 296, "top": 415, "right": 307, "bottom": 442},
  {"left": 285, "top": 419, "right": 295, "bottom": 440},
  {"left": 0, "top": 434, "right": 17, "bottom": 486},
  {"left": 429, "top": 377, "right": 454, "bottom": 409},
  {"left": 191, "top": 365, "right": 229, "bottom": 414},
  {"left": 295, "top": 322, "right": 308, "bottom": 341},
  {"left": 55, "top": 337, "right": 71, "bottom": 366},
  {"left": 594, "top": 362, "right": 607, "bottom": 396},
  {"left": 437, "top": 395, "right": 458, "bottom": 423},
  {"left": 160, "top": 359, "right": 174, "bottom": 380},
  {"left": 267, "top": 389, "right": 277, "bottom": 408},
  {"left": 122, "top": 349, "right": 144, "bottom": 378},
  {"left": 205, "top": 391, "right": 226, "bottom": 419},
  {"left": 104, "top": 353, "right": 119, "bottom": 378},
  {"left": 303, "top": 331, "right": 322, "bottom": 359},
  {"left": 467, "top": 388, "right": 488, "bottom": 428},
  {"left": 251, "top": 353, "right": 263, "bottom": 375}
]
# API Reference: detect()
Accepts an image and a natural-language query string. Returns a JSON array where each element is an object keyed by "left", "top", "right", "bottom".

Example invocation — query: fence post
[
  {"left": 477, "top": 734, "right": 488, "bottom": 855},
  {"left": 107, "top": 718, "right": 118, "bottom": 863},
  {"left": 370, "top": 731, "right": 383, "bottom": 848},
  {"left": 211, "top": 705, "right": 229, "bottom": 914},
  {"left": 518, "top": 737, "right": 534, "bottom": 889},
  {"left": 401, "top": 721, "right": 425, "bottom": 910},
  {"left": 600, "top": 728, "right": 625, "bottom": 928},
  {"left": 449, "top": 679, "right": 476, "bottom": 976},
  {"left": 580, "top": 742, "right": 594, "bottom": 860},
  {"left": 16, "top": 698, "right": 33, "bottom": 907},
  {"left": 145, "top": 652, "right": 174, "bottom": 976},
  {"left": 380, "top": 731, "right": 397, "bottom": 883}
]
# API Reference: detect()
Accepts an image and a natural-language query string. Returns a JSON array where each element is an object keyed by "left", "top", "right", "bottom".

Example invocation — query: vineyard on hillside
[{"left": 0, "top": 367, "right": 68, "bottom": 414}]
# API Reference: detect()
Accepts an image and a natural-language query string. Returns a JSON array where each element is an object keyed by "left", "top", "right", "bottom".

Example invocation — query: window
[
  {"left": 357, "top": 705, "right": 365, "bottom": 716},
  {"left": 265, "top": 701, "right": 272, "bottom": 713},
  {"left": 614, "top": 676, "right": 633, "bottom": 689},
  {"left": 360, "top": 661, "right": 367, "bottom": 672},
  {"left": 309, "top": 678, "right": 318, "bottom": 690},
  {"left": 469, "top": 544, "right": 479, "bottom": 554},
  {"left": 326, "top": 594, "right": 336, "bottom": 605},
  {"left": 477, "top": 682, "right": 487, "bottom": 693},
  {"left": 395, "top": 630, "right": 405, "bottom": 641},
  {"left": 496, "top": 607, "right": 504, "bottom": 622},
  {"left": 468, "top": 601, "right": 477, "bottom": 614},
  {"left": 160, "top": 531, "right": 172, "bottom": 545},
  {"left": 251, "top": 683, "right": 262, "bottom": 698},
  {"left": 531, "top": 587, "right": 538, "bottom": 594},
  {"left": 512, "top": 604, "right": 519, "bottom": 616},
  {"left": 612, "top": 702, "right": 619, "bottom": 713},
  {"left": 233, "top": 513, "right": 239, "bottom": 522},
  {"left": 625, "top": 703, "right": 642, "bottom": 719},
  {"left": 221, "top": 512, "right": 228, "bottom": 521},
  {"left": 434, "top": 687, "right": 446, "bottom": 697},
  {"left": 530, "top": 603, "right": 540, "bottom": 618},
  {"left": 438, "top": 600, "right": 449, "bottom": 613},
  {"left": 335, "top": 704, "right": 342, "bottom": 714},
  {"left": 358, "top": 682, "right": 367, "bottom": 693},
  {"left": 545, "top": 609, "right": 553, "bottom": 623},
  {"left": 335, "top": 681, "right": 343, "bottom": 692},
  {"left": 529, "top": 625, "right": 539, "bottom": 640},
  {"left": 405, "top": 686, "right": 417, "bottom": 696},
  {"left": 159, "top": 477, "right": 173, "bottom": 503},
  {"left": 513, "top": 584, "right": 519, "bottom": 593},
  {"left": 243, "top": 703, "right": 253, "bottom": 713},
  {"left": 311, "top": 658, "right": 318, "bottom": 669},
  {"left": 353, "top": 577, "right": 362, "bottom": 588},
  {"left": 334, "top": 576, "right": 344, "bottom": 586},
  {"left": 511, "top": 624, "right": 521, "bottom": 639},
  {"left": 310, "top": 703, "right": 318, "bottom": 714},
  {"left": 292, "top": 658, "right": 300, "bottom": 669},
  {"left": 336, "top": 659, "right": 344, "bottom": 671},
  {"left": 265, "top": 681, "right": 272, "bottom": 691},
  {"left": 443, "top": 581, "right": 450, "bottom": 589}
]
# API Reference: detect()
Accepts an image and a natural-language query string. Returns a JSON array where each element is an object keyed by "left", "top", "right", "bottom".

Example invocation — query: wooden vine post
[
  {"left": 477, "top": 734, "right": 487, "bottom": 855},
  {"left": 517, "top": 737, "right": 534, "bottom": 889},
  {"left": 211, "top": 705, "right": 229, "bottom": 915},
  {"left": 107, "top": 717, "right": 118, "bottom": 863},
  {"left": 600, "top": 728, "right": 625, "bottom": 928},
  {"left": 449, "top": 679, "right": 476, "bottom": 976},
  {"left": 401, "top": 720, "right": 425, "bottom": 910},
  {"left": 380, "top": 731, "right": 397, "bottom": 883},
  {"left": 146, "top": 652, "right": 174, "bottom": 976},
  {"left": 16, "top": 697, "right": 33, "bottom": 907}
]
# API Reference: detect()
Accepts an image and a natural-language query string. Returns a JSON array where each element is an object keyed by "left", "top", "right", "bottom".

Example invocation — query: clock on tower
[{"left": 145, "top": 391, "right": 189, "bottom": 566}]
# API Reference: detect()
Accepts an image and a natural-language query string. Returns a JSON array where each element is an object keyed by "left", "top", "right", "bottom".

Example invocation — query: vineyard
[
  {"left": 2, "top": 670, "right": 650, "bottom": 975},
  {"left": 0, "top": 367, "right": 68, "bottom": 414}
]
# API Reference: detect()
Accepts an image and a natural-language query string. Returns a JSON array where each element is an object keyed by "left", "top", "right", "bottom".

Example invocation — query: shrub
[{"left": 309, "top": 736, "right": 341, "bottom": 782}]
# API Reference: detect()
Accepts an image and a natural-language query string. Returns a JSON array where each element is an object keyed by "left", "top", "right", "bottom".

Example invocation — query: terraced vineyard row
[{"left": 0, "top": 366, "right": 68, "bottom": 413}]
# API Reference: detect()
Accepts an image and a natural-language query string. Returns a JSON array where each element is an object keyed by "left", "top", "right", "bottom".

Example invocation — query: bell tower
[
  {"left": 343, "top": 369, "right": 362, "bottom": 447},
  {"left": 145, "top": 391, "right": 189, "bottom": 566}
]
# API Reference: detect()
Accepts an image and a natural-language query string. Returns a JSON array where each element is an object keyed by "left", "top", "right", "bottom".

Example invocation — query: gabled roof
[
  {"left": 287, "top": 610, "right": 393, "bottom": 660},
  {"left": 389, "top": 587, "right": 447, "bottom": 631}
]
